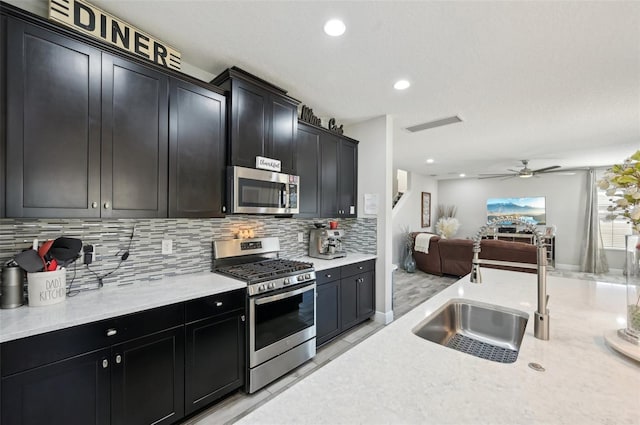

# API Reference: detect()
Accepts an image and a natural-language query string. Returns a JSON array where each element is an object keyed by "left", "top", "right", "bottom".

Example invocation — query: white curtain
[{"left": 581, "top": 169, "right": 609, "bottom": 273}]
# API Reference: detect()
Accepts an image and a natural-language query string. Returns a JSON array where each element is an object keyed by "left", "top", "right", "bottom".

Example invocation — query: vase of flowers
[
  {"left": 403, "top": 231, "right": 416, "bottom": 273},
  {"left": 435, "top": 204, "right": 460, "bottom": 239},
  {"left": 598, "top": 149, "right": 640, "bottom": 344}
]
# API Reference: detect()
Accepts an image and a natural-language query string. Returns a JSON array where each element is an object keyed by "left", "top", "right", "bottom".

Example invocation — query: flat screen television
[{"left": 486, "top": 196, "right": 546, "bottom": 225}]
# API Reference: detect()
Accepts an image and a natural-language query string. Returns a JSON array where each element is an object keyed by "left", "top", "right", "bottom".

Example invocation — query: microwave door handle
[
  {"left": 255, "top": 283, "right": 315, "bottom": 305},
  {"left": 283, "top": 183, "right": 289, "bottom": 208}
]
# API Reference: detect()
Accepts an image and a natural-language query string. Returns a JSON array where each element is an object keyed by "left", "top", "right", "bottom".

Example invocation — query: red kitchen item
[
  {"left": 46, "top": 259, "right": 58, "bottom": 271},
  {"left": 38, "top": 239, "right": 54, "bottom": 264}
]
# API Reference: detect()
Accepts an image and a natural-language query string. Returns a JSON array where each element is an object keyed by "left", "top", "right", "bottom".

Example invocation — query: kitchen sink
[{"left": 412, "top": 299, "right": 529, "bottom": 364}]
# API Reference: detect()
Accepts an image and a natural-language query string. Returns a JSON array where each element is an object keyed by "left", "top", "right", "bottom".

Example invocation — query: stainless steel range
[{"left": 212, "top": 237, "right": 316, "bottom": 393}]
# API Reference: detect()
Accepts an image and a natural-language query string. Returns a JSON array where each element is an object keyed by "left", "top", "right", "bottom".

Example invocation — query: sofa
[{"left": 410, "top": 232, "right": 538, "bottom": 277}]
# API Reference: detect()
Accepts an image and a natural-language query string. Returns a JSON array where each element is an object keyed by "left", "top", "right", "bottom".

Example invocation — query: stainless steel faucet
[{"left": 470, "top": 216, "right": 550, "bottom": 340}]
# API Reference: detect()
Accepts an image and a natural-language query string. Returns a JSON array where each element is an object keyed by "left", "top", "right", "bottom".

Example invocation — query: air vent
[{"left": 405, "top": 115, "right": 462, "bottom": 133}]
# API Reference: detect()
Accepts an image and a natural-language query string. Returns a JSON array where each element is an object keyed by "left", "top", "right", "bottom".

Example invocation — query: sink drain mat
[{"left": 447, "top": 333, "right": 519, "bottom": 364}]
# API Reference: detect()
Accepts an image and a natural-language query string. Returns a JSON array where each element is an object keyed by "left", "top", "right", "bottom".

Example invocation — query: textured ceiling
[{"left": 7, "top": 0, "right": 640, "bottom": 179}]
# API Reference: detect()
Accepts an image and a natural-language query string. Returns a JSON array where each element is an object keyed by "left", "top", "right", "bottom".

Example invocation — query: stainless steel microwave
[{"left": 227, "top": 166, "right": 299, "bottom": 214}]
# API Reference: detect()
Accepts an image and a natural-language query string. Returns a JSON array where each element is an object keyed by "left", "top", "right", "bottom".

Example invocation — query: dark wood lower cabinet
[
  {"left": 1, "top": 348, "right": 111, "bottom": 425},
  {"left": 111, "top": 327, "right": 184, "bottom": 425},
  {"left": 316, "top": 280, "right": 341, "bottom": 346},
  {"left": 185, "top": 313, "right": 244, "bottom": 415},
  {"left": 316, "top": 261, "right": 376, "bottom": 347},
  {"left": 0, "top": 291, "right": 246, "bottom": 425}
]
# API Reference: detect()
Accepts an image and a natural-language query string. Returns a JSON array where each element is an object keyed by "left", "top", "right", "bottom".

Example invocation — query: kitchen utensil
[
  {"left": 49, "top": 237, "right": 82, "bottom": 267},
  {"left": 38, "top": 239, "right": 54, "bottom": 261},
  {"left": 14, "top": 249, "right": 45, "bottom": 273},
  {"left": 314, "top": 222, "right": 326, "bottom": 229}
]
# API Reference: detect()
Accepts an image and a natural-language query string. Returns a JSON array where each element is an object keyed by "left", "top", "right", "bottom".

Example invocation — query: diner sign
[{"left": 49, "top": 0, "right": 181, "bottom": 70}]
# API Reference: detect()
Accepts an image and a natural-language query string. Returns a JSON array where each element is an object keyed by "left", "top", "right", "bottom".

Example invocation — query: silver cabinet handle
[
  {"left": 358, "top": 266, "right": 363, "bottom": 270},
  {"left": 215, "top": 301, "right": 223, "bottom": 307},
  {"left": 116, "top": 354, "right": 122, "bottom": 364},
  {"left": 222, "top": 206, "right": 226, "bottom": 213},
  {"left": 326, "top": 274, "right": 332, "bottom": 278},
  {"left": 102, "top": 359, "right": 109, "bottom": 368},
  {"left": 103, "top": 202, "right": 110, "bottom": 209},
  {"left": 241, "top": 315, "right": 245, "bottom": 322},
  {"left": 91, "top": 202, "right": 98, "bottom": 208},
  {"left": 106, "top": 328, "right": 117, "bottom": 337}
]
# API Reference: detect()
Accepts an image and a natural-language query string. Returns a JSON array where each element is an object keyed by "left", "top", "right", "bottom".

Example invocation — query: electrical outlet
[
  {"left": 161, "top": 239, "right": 173, "bottom": 255},
  {"left": 298, "top": 232, "right": 304, "bottom": 243}
]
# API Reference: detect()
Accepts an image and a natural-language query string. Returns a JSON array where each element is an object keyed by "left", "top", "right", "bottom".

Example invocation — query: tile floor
[{"left": 182, "top": 266, "right": 626, "bottom": 424}]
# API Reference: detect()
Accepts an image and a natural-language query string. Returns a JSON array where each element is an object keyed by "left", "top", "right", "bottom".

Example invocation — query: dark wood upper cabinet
[
  {"left": 297, "top": 121, "right": 358, "bottom": 218},
  {"left": 339, "top": 139, "right": 358, "bottom": 217},
  {"left": 211, "top": 67, "right": 299, "bottom": 175},
  {"left": 101, "top": 54, "right": 169, "bottom": 218},
  {"left": 296, "top": 123, "right": 322, "bottom": 217},
  {"left": 169, "top": 79, "right": 226, "bottom": 217},
  {"left": 2, "top": 7, "right": 229, "bottom": 219},
  {"left": 5, "top": 18, "right": 102, "bottom": 217}
]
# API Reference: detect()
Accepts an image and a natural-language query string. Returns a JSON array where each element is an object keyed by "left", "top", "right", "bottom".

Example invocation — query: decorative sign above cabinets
[
  {"left": 256, "top": 156, "right": 282, "bottom": 172},
  {"left": 48, "top": 0, "right": 182, "bottom": 70}
]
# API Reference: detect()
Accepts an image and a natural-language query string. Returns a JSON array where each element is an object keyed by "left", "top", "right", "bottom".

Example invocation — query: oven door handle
[{"left": 254, "top": 283, "right": 315, "bottom": 305}]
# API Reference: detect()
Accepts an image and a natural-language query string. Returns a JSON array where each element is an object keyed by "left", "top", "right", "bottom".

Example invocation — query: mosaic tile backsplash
[{"left": 0, "top": 217, "right": 376, "bottom": 291}]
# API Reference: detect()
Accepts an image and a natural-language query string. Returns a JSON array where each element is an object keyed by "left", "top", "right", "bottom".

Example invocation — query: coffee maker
[{"left": 309, "top": 228, "right": 347, "bottom": 259}]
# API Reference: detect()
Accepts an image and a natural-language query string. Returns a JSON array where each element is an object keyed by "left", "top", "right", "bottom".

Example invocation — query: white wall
[
  {"left": 437, "top": 171, "right": 589, "bottom": 268},
  {"left": 391, "top": 172, "right": 438, "bottom": 265},
  {"left": 347, "top": 116, "right": 394, "bottom": 324}
]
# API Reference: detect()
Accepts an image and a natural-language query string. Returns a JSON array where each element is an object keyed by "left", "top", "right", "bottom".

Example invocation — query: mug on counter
[{"left": 329, "top": 221, "right": 339, "bottom": 229}]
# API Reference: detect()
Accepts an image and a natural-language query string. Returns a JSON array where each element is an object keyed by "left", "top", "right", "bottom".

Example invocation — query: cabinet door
[
  {"left": 111, "top": 327, "right": 184, "bottom": 425},
  {"left": 320, "top": 134, "right": 339, "bottom": 217},
  {"left": 230, "top": 79, "right": 269, "bottom": 168},
  {"left": 296, "top": 123, "right": 321, "bottom": 217},
  {"left": 340, "top": 275, "right": 359, "bottom": 331},
  {"left": 101, "top": 54, "right": 169, "bottom": 218},
  {"left": 5, "top": 19, "right": 101, "bottom": 218},
  {"left": 185, "top": 313, "right": 245, "bottom": 415},
  {"left": 357, "top": 271, "right": 375, "bottom": 320},
  {"left": 339, "top": 139, "right": 358, "bottom": 217},
  {"left": 1, "top": 348, "right": 111, "bottom": 425},
  {"left": 169, "top": 79, "right": 226, "bottom": 217},
  {"left": 316, "top": 280, "right": 341, "bottom": 347},
  {"left": 269, "top": 97, "right": 297, "bottom": 174}
]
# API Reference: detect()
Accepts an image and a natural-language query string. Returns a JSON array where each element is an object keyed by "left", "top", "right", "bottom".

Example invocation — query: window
[{"left": 597, "top": 168, "right": 632, "bottom": 249}]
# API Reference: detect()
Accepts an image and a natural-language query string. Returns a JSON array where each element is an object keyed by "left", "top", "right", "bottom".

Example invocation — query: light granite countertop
[
  {"left": 237, "top": 268, "right": 639, "bottom": 425},
  {"left": 0, "top": 253, "right": 376, "bottom": 343}
]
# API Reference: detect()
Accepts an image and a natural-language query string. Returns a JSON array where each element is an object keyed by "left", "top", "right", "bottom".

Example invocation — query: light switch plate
[
  {"left": 298, "top": 232, "right": 304, "bottom": 243},
  {"left": 161, "top": 239, "right": 173, "bottom": 255}
]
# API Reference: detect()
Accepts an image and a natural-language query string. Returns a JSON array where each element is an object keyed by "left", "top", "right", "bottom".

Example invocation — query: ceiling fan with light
[{"left": 478, "top": 160, "right": 562, "bottom": 179}]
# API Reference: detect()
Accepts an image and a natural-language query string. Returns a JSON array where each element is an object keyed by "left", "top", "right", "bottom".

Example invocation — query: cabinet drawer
[
  {"left": 185, "top": 289, "right": 246, "bottom": 324},
  {"left": 341, "top": 260, "right": 375, "bottom": 278},
  {"left": 316, "top": 267, "right": 341, "bottom": 285},
  {"left": 1, "top": 303, "right": 183, "bottom": 377}
]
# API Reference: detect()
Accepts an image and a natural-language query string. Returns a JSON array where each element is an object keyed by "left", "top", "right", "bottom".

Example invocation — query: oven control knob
[
  {"left": 268, "top": 283, "right": 276, "bottom": 289},
  {"left": 305, "top": 273, "right": 311, "bottom": 279},
  {"left": 297, "top": 275, "right": 304, "bottom": 282},
  {"left": 259, "top": 285, "right": 266, "bottom": 292},
  {"left": 284, "top": 278, "right": 290, "bottom": 285}
]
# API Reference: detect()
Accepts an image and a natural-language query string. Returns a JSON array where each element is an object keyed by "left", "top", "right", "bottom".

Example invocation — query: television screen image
[{"left": 486, "top": 196, "right": 546, "bottom": 225}]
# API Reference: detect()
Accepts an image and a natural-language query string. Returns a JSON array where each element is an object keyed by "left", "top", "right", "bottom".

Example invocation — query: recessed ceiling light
[
  {"left": 324, "top": 19, "right": 346, "bottom": 36},
  {"left": 426, "top": 158, "right": 435, "bottom": 164},
  {"left": 459, "top": 173, "right": 466, "bottom": 178},
  {"left": 394, "top": 80, "right": 410, "bottom": 90}
]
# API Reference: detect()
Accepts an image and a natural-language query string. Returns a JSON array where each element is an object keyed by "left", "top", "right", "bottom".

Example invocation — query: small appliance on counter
[
  {"left": 309, "top": 224, "right": 347, "bottom": 260},
  {"left": 1, "top": 264, "right": 25, "bottom": 309}
]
